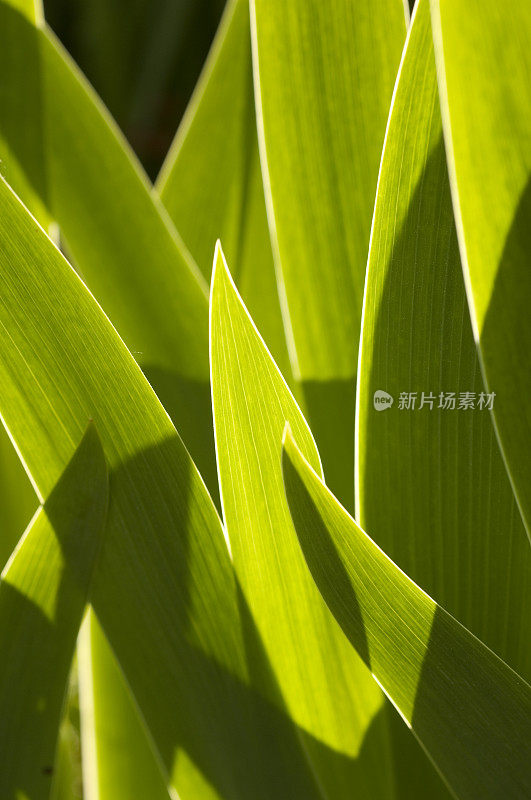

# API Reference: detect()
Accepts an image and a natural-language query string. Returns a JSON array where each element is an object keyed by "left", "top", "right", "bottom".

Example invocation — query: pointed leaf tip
[{"left": 281, "top": 421, "right": 293, "bottom": 447}]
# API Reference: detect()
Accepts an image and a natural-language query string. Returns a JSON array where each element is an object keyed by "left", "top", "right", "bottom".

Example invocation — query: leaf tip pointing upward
[
  {"left": 281, "top": 423, "right": 310, "bottom": 484},
  {"left": 210, "top": 238, "right": 233, "bottom": 305},
  {"left": 281, "top": 420, "right": 293, "bottom": 448}
]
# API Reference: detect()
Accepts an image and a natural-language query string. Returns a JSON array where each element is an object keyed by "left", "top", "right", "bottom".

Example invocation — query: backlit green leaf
[
  {"left": 77, "top": 611, "right": 170, "bottom": 800},
  {"left": 0, "top": 174, "right": 322, "bottom": 800},
  {"left": 210, "top": 246, "right": 394, "bottom": 800},
  {"left": 0, "top": 2, "right": 215, "bottom": 490},
  {"left": 356, "top": 0, "right": 531, "bottom": 683},
  {"left": 430, "top": 0, "right": 531, "bottom": 540},
  {"left": 283, "top": 429, "right": 531, "bottom": 800},
  {"left": 251, "top": 0, "right": 405, "bottom": 506},
  {"left": 157, "top": 0, "right": 291, "bottom": 382},
  {"left": 0, "top": 423, "right": 108, "bottom": 800}
]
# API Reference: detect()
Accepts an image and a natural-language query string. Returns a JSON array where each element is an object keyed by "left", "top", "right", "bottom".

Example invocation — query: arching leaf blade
[{"left": 283, "top": 429, "right": 531, "bottom": 800}]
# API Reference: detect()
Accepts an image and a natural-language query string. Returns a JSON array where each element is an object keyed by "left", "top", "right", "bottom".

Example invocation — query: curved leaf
[
  {"left": 0, "top": 175, "right": 323, "bottom": 800},
  {"left": 283, "top": 429, "right": 531, "bottom": 800},
  {"left": 430, "top": 0, "right": 531, "bottom": 539},
  {"left": 210, "top": 246, "right": 394, "bottom": 800},
  {"left": 0, "top": 2, "right": 216, "bottom": 490},
  {"left": 356, "top": 0, "right": 531, "bottom": 680},
  {"left": 157, "top": 0, "right": 291, "bottom": 382},
  {"left": 78, "top": 611, "right": 170, "bottom": 800},
  {"left": 250, "top": 0, "right": 405, "bottom": 506}
]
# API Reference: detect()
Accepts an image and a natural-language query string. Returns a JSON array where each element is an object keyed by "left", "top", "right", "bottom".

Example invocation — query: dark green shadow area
[
  {"left": 0, "top": 4, "right": 49, "bottom": 219},
  {"left": 142, "top": 366, "right": 219, "bottom": 509},
  {"left": 285, "top": 442, "right": 531, "bottom": 799},
  {"left": 0, "top": 425, "right": 106, "bottom": 800},
  {"left": 90, "top": 435, "right": 398, "bottom": 800},
  {"left": 302, "top": 377, "right": 357, "bottom": 514},
  {"left": 0, "top": 582, "right": 59, "bottom": 800},
  {"left": 480, "top": 177, "right": 531, "bottom": 539},
  {"left": 363, "top": 136, "right": 531, "bottom": 679},
  {"left": 411, "top": 604, "right": 531, "bottom": 800},
  {"left": 237, "top": 578, "right": 393, "bottom": 800},
  {"left": 283, "top": 434, "right": 451, "bottom": 800}
]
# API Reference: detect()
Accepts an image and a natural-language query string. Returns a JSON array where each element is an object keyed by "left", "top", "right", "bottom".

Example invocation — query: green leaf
[
  {"left": 78, "top": 611, "right": 171, "bottom": 800},
  {"left": 2, "top": 0, "right": 41, "bottom": 20},
  {"left": 283, "top": 429, "right": 531, "bottom": 800},
  {"left": 0, "top": 175, "right": 323, "bottom": 800},
  {"left": 0, "top": 423, "right": 108, "bottom": 800},
  {"left": 356, "top": 0, "right": 531, "bottom": 681},
  {"left": 250, "top": 0, "right": 405, "bottom": 506},
  {"left": 430, "top": 0, "right": 531, "bottom": 540},
  {"left": 210, "top": 246, "right": 395, "bottom": 800},
  {"left": 0, "top": 2, "right": 216, "bottom": 492},
  {"left": 0, "top": 428, "right": 38, "bottom": 569},
  {"left": 0, "top": 4, "right": 225, "bottom": 792},
  {"left": 156, "top": 0, "right": 291, "bottom": 383},
  {"left": 51, "top": 713, "right": 82, "bottom": 800}
]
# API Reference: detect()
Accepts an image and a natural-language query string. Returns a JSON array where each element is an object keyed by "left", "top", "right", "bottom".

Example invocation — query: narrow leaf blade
[
  {"left": 283, "top": 430, "right": 531, "bottom": 800},
  {"left": 430, "top": 0, "right": 531, "bottom": 539},
  {"left": 356, "top": 0, "right": 531, "bottom": 681},
  {"left": 251, "top": 0, "right": 405, "bottom": 506},
  {"left": 210, "top": 246, "right": 394, "bottom": 800},
  {"left": 157, "top": 0, "right": 291, "bottom": 383},
  {"left": 0, "top": 175, "right": 319, "bottom": 800},
  {"left": 0, "top": 423, "right": 107, "bottom": 800}
]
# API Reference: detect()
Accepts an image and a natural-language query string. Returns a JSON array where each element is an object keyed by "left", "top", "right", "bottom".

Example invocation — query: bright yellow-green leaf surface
[
  {"left": 356, "top": 0, "right": 531, "bottom": 684},
  {"left": 250, "top": 0, "right": 405, "bottom": 507},
  {"left": 78, "top": 611, "right": 170, "bottom": 800},
  {"left": 156, "top": 0, "right": 291, "bottom": 383},
  {"left": 283, "top": 430, "right": 531, "bottom": 800},
  {"left": 0, "top": 175, "right": 322, "bottom": 800},
  {"left": 0, "top": 424, "right": 108, "bottom": 800},
  {"left": 431, "top": 0, "right": 531, "bottom": 540},
  {"left": 210, "top": 246, "right": 395, "bottom": 800},
  {"left": 0, "top": 2, "right": 216, "bottom": 491},
  {"left": 0, "top": 8, "right": 218, "bottom": 790},
  {"left": 0, "top": 429, "right": 37, "bottom": 569}
]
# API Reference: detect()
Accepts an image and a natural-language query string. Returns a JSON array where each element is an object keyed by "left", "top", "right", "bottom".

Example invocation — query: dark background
[{"left": 44, "top": 0, "right": 226, "bottom": 178}]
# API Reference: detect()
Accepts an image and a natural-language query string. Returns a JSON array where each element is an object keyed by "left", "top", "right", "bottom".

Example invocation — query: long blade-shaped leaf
[
  {"left": 78, "top": 611, "right": 170, "bottom": 800},
  {"left": 356, "top": 0, "right": 531, "bottom": 681},
  {"left": 0, "top": 3, "right": 227, "bottom": 792},
  {"left": 156, "top": 0, "right": 291, "bottom": 383},
  {"left": 0, "top": 428, "right": 37, "bottom": 569},
  {"left": 0, "top": 2, "right": 216, "bottom": 489},
  {"left": 0, "top": 175, "right": 322, "bottom": 799},
  {"left": 430, "top": 0, "right": 531, "bottom": 539},
  {"left": 210, "top": 246, "right": 396, "bottom": 800},
  {"left": 0, "top": 423, "right": 108, "bottom": 800},
  {"left": 283, "top": 429, "right": 531, "bottom": 800},
  {"left": 251, "top": 0, "right": 405, "bottom": 506}
]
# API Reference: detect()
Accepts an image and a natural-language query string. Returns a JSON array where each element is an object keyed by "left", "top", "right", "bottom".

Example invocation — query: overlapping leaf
[
  {"left": 0, "top": 424, "right": 107, "bottom": 800},
  {"left": 77, "top": 611, "right": 170, "bottom": 800},
  {"left": 210, "top": 247, "right": 395, "bottom": 800},
  {"left": 0, "top": 3, "right": 218, "bottom": 792},
  {"left": 283, "top": 430, "right": 531, "bottom": 800},
  {"left": 251, "top": 0, "right": 405, "bottom": 506},
  {"left": 0, "top": 429, "right": 37, "bottom": 569},
  {"left": 157, "top": 0, "right": 291, "bottom": 382},
  {"left": 356, "top": 0, "right": 531, "bottom": 682},
  {"left": 0, "top": 175, "right": 321, "bottom": 800},
  {"left": 0, "top": 0, "right": 215, "bottom": 489},
  {"left": 430, "top": 0, "right": 531, "bottom": 539}
]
